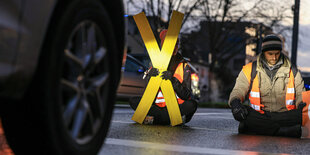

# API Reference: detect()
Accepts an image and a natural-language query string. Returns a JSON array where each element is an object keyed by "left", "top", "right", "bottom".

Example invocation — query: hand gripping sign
[{"left": 131, "top": 11, "right": 184, "bottom": 126}]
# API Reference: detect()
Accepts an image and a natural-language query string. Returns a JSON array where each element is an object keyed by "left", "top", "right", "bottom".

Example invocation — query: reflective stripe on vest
[
  {"left": 285, "top": 70, "right": 296, "bottom": 110},
  {"left": 249, "top": 73, "right": 265, "bottom": 114},
  {"left": 242, "top": 62, "right": 296, "bottom": 113},
  {"left": 155, "top": 63, "right": 186, "bottom": 107}
]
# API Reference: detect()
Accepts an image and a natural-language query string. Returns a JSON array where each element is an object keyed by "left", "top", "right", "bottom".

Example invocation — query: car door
[{"left": 117, "top": 55, "right": 147, "bottom": 97}]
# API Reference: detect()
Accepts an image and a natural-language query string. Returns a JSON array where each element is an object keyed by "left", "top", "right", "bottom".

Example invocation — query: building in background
[{"left": 181, "top": 21, "right": 273, "bottom": 102}]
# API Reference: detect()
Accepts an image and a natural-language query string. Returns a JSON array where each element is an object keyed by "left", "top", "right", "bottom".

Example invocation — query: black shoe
[
  {"left": 238, "top": 121, "right": 247, "bottom": 134},
  {"left": 143, "top": 116, "right": 154, "bottom": 125},
  {"left": 275, "top": 125, "right": 302, "bottom": 138}
]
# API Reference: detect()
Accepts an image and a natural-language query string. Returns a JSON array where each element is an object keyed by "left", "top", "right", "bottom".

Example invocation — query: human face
[{"left": 263, "top": 50, "right": 281, "bottom": 66}]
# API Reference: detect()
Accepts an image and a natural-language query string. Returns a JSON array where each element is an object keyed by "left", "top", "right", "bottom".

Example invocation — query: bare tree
[
  {"left": 126, "top": 0, "right": 294, "bottom": 101},
  {"left": 193, "top": 0, "right": 293, "bottom": 69},
  {"left": 127, "top": 0, "right": 293, "bottom": 64},
  {"left": 180, "top": 0, "right": 294, "bottom": 101},
  {"left": 126, "top": 0, "right": 204, "bottom": 39}
]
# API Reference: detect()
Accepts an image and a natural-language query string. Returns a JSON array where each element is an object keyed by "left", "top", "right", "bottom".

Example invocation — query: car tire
[{"left": 1, "top": 0, "right": 120, "bottom": 154}]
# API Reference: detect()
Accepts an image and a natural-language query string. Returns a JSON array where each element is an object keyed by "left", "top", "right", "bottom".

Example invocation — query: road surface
[{"left": 99, "top": 105, "right": 310, "bottom": 155}]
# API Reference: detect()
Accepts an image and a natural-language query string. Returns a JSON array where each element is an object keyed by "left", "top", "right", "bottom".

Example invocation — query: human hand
[
  {"left": 148, "top": 68, "right": 159, "bottom": 77},
  {"left": 161, "top": 71, "right": 173, "bottom": 80},
  {"left": 230, "top": 99, "right": 248, "bottom": 121}
]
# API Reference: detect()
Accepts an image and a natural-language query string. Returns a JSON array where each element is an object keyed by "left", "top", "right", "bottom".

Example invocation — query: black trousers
[
  {"left": 240, "top": 106, "right": 302, "bottom": 137},
  {"left": 129, "top": 97, "right": 198, "bottom": 125}
]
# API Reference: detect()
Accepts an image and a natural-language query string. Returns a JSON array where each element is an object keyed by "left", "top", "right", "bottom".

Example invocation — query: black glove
[
  {"left": 148, "top": 68, "right": 159, "bottom": 77},
  {"left": 298, "top": 102, "right": 306, "bottom": 110},
  {"left": 230, "top": 99, "right": 248, "bottom": 121},
  {"left": 161, "top": 70, "right": 173, "bottom": 80}
]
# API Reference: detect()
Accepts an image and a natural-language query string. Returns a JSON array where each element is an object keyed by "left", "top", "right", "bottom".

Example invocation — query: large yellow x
[{"left": 131, "top": 11, "right": 184, "bottom": 126}]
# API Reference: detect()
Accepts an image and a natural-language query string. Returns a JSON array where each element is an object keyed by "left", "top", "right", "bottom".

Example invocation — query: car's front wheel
[{"left": 1, "top": 0, "right": 120, "bottom": 154}]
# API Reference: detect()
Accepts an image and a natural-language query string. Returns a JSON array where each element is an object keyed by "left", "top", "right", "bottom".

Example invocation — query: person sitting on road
[
  {"left": 229, "top": 34, "right": 308, "bottom": 138},
  {"left": 129, "top": 29, "right": 198, "bottom": 125}
]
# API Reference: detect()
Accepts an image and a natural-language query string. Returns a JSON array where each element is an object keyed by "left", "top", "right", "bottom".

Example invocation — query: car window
[{"left": 125, "top": 58, "right": 143, "bottom": 72}]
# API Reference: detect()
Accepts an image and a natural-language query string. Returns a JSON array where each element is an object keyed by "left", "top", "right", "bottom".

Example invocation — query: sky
[{"left": 294, "top": 0, "right": 310, "bottom": 71}]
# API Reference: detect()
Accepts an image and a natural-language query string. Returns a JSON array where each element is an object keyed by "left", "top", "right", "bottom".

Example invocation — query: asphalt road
[{"left": 99, "top": 105, "right": 310, "bottom": 155}]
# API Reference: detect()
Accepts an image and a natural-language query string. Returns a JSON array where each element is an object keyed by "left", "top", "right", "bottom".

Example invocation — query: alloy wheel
[{"left": 60, "top": 20, "right": 109, "bottom": 144}]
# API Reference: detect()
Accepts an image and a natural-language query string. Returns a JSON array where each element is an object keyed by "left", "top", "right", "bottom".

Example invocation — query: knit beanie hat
[{"left": 262, "top": 34, "right": 282, "bottom": 52}]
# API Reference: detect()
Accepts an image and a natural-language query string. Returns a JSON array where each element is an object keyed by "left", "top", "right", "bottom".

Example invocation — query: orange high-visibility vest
[
  {"left": 242, "top": 62, "right": 296, "bottom": 113},
  {"left": 155, "top": 63, "right": 186, "bottom": 107}
]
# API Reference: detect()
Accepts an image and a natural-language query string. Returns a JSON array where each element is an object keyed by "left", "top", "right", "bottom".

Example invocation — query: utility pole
[
  {"left": 291, "top": 0, "right": 300, "bottom": 66},
  {"left": 257, "top": 24, "right": 262, "bottom": 54}
]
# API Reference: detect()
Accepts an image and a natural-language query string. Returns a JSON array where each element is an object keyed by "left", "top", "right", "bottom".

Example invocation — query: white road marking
[
  {"left": 104, "top": 138, "right": 285, "bottom": 155},
  {"left": 193, "top": 113, "right": 233, "bottom": 119},
  {"left": 200, "top": 116, "right": 234, "bottom": 120},
  {"left": 186, "top": 126, "right": 235, "bottom": 132},
  {"left": 114, "top": 104, "right": 131, "bottom": 108},
  {"left": 111, "top": 121, "right": 235, "bottom": 132},
  {"left": 194, "top": 113, "right": 231, "bottom": 115},
  {"left": 113, "top": 110, "right": 134, "bottom": 114},
  {"left": 113, "top": 111, "right": 233, "bottom": 116},
  {"left": 112, "top": 120, "right": 133, "bottom": 124}
]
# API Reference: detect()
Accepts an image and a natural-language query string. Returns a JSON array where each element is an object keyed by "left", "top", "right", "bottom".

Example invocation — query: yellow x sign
[{"left": 131, "top": 11, "right": 184, "bottom": 126}]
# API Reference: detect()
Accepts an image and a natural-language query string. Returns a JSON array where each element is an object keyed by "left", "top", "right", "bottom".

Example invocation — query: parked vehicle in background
[
  {"left": 190, "top": 63, "right": 209, "bottom": 102},
  {"left": 187, "top": 62, "right": 200, "bottom": 99},
  {"left": 117, "top": 54, "right": 147, "bottom": 100},
  {"left": 117, "top": 54, "right": 200, "bottom": 100},
  {"left": 302, "top": 72, "right": 310, "bottom": 91},
  {"left": 129, "top": 53, "right": 151, "bottom": 68},
  {"left": 305, "top": 83, "right": 310, "bottom": 91},
  {"left": 0, "top": 0, "right": 126, "bottom": 154}
]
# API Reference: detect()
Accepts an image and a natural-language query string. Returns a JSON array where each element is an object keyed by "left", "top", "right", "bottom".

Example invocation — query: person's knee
[
  {"left": 186, "top": 99, "right": 198, "bottom": 113},
  {"left": 179, "top": 100, "right": 197, "bottom": 122}
]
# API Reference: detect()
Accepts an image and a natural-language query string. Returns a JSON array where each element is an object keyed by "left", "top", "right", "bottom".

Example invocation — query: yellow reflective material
[
  {"left": 161, "top": 80, "right": 180, "bottom": 126},
  {"left": 131, "top": 11, "right": 184, "bottom": 126}
]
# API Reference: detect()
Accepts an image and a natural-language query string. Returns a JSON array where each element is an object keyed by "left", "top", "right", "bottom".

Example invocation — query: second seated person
[{"left": 129, "top": 29, "right": 198, "bottom": 125}]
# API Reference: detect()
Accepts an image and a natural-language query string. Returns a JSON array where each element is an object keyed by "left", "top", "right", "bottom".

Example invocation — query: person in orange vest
[
  {"left": 129, "top": 29, "right": 198, "bottom": 125},
  {"left": 229, "top": 34, "right": 307, "bottom": 137}
]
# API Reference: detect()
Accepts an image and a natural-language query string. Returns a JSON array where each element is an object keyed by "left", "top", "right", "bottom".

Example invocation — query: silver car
[
  {"left": 0, "top": 0, "right": 125, "bottom": 154},
  {"left": 117, "top": 54, "right": 147, "bottom": 100},
  {"left": 117, "top": 55, "right": 200, "bottom": 100}
]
